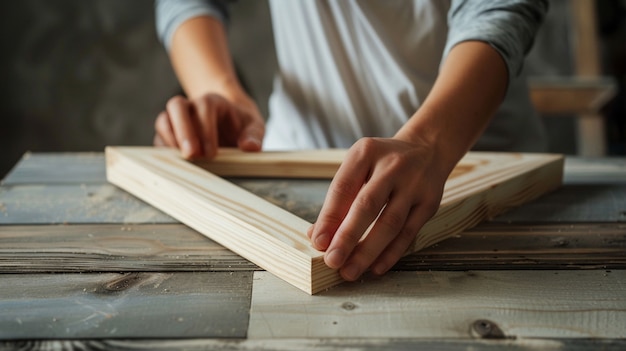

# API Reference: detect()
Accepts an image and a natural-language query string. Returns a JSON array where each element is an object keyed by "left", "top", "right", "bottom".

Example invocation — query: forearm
[
  {"left": 170, "top": 15, "right": 249, "bottom": 102},
  {"left": 395, "top": 40, "right": 508, "bottom": 175}
]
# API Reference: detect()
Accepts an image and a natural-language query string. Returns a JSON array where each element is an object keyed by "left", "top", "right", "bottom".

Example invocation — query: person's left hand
[{"left": 307, "top": 137, "right": 450, "bottom": 281}]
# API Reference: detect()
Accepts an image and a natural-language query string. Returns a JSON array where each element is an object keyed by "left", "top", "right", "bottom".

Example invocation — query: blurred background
[{"left": 1, "top": 0, "right": 624, "bottom": 178}]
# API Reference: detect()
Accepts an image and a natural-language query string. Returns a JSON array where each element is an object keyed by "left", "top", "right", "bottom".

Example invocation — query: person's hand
[
  {"left": 307, "top": 137, "right": 450, "bottom": 281},
  {"left": 154, "top": 93, "right": 265, "bottom": 159}
]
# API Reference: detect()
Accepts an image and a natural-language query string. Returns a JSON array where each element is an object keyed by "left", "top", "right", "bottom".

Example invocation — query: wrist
[{"left": 394, "top": 105, "right": 466, "bottom": 179}]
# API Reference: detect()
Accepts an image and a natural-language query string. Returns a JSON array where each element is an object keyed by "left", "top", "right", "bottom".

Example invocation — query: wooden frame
[{"left": 105, "top": 147, "right": 563, "bottom": 294}]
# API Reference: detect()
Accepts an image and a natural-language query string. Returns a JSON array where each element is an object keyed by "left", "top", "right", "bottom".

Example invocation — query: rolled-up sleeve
[
  {"left": 445, "top": 0, "right": 548, "bottom": 83},
  {"left": 155, "top": 0, "right": 231, "bottom": 50}
]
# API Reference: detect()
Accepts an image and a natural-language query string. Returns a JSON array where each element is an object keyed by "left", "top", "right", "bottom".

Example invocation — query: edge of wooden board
[{"left": 105, "top": 147, "right": 563, "bottom": 294}]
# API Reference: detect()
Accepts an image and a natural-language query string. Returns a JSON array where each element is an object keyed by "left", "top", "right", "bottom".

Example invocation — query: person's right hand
[{"left": 154, "top": 93, "right": 265, "bottom": 160}]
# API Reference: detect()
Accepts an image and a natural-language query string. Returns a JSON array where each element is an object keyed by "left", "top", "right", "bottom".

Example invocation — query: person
[{"left": 154, "top": 0, "right": 549, "bottom": 282}]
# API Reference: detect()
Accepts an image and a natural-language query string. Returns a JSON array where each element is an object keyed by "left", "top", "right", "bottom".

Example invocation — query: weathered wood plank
[
  {"left": 106, "top": 147, "right": 563, "bottom": 294},
  {"left": 0, "top": 223, "right": 623, "bottom": 273},
  {"left": 564, "top": 157, "right": 626, "bottom": 184},
  {"left": 2, "top": 338, "right": 625, "bottom": 351},
  {"left": 0, "top": 184, "right": 174, "bottom": 224},
  {"left": 1, "top": 152, "right": 106, "bottom": 185},
  {"left": 396, "top": 222, "right": 626, "bottom": 271},
  {"left": 0, "top": 224, "right": 256, "bottom": 272},
  {"left": 494, "top": 185, "right": 626, "bottom": 223},
  {"left": 0, "top": 272, "right": 252, "bottom": 339},
  {"left": 248, "top": 270, "right": 626, "bottom": 338}
]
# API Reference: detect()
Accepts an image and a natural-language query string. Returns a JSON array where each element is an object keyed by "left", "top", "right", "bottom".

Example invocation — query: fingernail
[
  {"left": 325, "top": 249, "right": 344, "bottom": 268},
  {"left": 372, "top": 262, "right": 388, "bottom": 276},
  {"left": 314, "top": 233, "right": 330, "bottom": 250},
  {"left": 246, "top": 135, "right": 261, "bottom": 148},
  {"left": 342, "top": 263, "right": 361, "bottom": 281}
]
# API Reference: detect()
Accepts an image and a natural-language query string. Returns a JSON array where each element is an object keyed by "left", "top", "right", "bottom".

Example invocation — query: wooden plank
[
  {"left": 0, "top": 184, "right": 174, "bottom": 224},
  {"left": 1, "top": 223, "right": 623, "bottom": 273},
  {"left": 194, "top": 147, "right": 346, "bottom": 178},
  {"left": 395, "top": 222, "right": 626, "bottom": 271},
  {"left": 1, "top": 152, "right": 106, "bottom": 186},
  {"left": 2, "top": 338, "right": 625, "bottom": 351},
  {"left": 564, "top": 157, "right": 626, "bottom": 184},
  {"left": 529, "top": 77, "right": 616, "bottom": 115},
  {"left": 106, "top": 147, "right": 563, "bottom": 294},
  {"left": 494, "top": 184, "right": 626, "bottom": 223},
  {"left": 0, "top": 272, "right": 252, "bottom": 339},
  {"left": 248, "top": 270, "right": 626, "bottom": 338},
  {"left": 0, "top": 224, "right": 256, "bottom": 273}
]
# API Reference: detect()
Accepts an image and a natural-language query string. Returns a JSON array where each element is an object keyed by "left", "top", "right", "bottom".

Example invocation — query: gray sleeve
[
  {"left": 155, "top": 0, "right": 231, "bottom": 50},
  {"left": 445, "top": 0, "right": 548, "bottom": 82}
]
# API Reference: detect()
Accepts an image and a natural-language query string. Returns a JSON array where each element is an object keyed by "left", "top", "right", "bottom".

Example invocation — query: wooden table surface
[{"left": 0, "top": 152, "right": 625, "bottom": 350}]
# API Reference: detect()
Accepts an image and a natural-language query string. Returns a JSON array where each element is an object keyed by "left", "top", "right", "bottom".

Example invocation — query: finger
[
  {"left": 154, "top": 134, "right": 164, "bottom": 146},
  {"left": 194, "top": 95, "right": 221, "bottom": 159},
  {"left": 237, "top": 117, "right": 264, "bottom": 151},
  {"left": 338, "top": 193, "right": 411, "bottom": 281},
  {"left": 370, "top": 201, "right": 439, "bottom": 276},
  {"left": 309, "top": 152, "right": 370, "bottom": 252},
  {"left": 154, "top": 111, "right": 178, "bottom": 147},
  {"left": 324, "top": 176, "right": 393, "bottom": 270},
  {"left": 166, "top": 96, "right": 202, "bottom": 159}
]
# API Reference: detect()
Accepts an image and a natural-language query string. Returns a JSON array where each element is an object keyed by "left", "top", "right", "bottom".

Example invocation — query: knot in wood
[
  {"left": 341, "top": 301, "right": 357, "bottom": 311},
  {"left": 472, "top": 319, "right": 506, "bottom": 339}
]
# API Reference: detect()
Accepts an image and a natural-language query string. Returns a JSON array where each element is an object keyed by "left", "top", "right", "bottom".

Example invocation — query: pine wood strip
[
  {"left": 193, "top": 147, "right": 346, "bottom": 178},
  {"left": 528, "top": 77, "right": 616, "bottom": 115},
  {"left": 0, "top": 272, "right": 252, "bottom": 339},
  {"left": 106, "top": 147, "right": 328, "bottom": 294},
  {"left": 248, "top": 270, "right": 626, "bottom": 338},
  {"left": 105, "top": 147, "right": 563, "bottom": 294}
]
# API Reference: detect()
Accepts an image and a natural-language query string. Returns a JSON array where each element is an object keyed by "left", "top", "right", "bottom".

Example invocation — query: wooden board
[
  {"left": 1, "top": 223, "right": 623, "bottom": 273},
  {"left": 105, "top": 147, "right": 563, "bottom": 294},
  {"left": 248, "top": 270, "right": 626, "bottom": 338},
  {"left": 0, "top": 272, "right": 252, "bottom": 339},
  {"left": 2, "top": 337, "right": 626, "bottom": 351}
]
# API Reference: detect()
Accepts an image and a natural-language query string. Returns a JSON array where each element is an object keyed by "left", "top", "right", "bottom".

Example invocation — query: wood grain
[
  {"left": 248, "top": 270, "right": 626, "bottom": 338},
  {"left": 106, "top": 147, "right": 563, "bottom": 294},
  {"left": 1, "top": 152, "right": 106, "bottom": 186},
  {"left": 529, "top": 77, "right": 616, "bottom": 115},
  {"left": 1, "top": 223, "right": 623, "bottom": 274},
  {"left": 0, "top": 272, "right": 252, "bottom": 339},
  {"left": 194, "top": 147, "right": 346, "bottom": 178},
  {"left": 3, "top": 338, "right": 626, "bottom": 351}
]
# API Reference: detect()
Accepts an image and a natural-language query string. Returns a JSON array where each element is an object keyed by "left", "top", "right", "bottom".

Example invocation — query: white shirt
[{"left": 157, "top": 0, "right": 549, "bottom": 152}]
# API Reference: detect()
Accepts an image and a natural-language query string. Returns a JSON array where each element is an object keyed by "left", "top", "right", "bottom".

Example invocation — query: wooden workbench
[{"left": 0, "top": 152, "right": 625, "bottom": 350}]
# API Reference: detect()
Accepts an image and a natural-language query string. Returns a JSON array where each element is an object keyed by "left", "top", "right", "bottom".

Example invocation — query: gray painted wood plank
[
  {"left": 248, "top": 270, "right": 626, "bottom": 339},
  {"left": 493, "top": 185, "right": 626, "bottom": 223},
  {"left": 0, "top": 272, "right": 252, "bottom": 339},
  {"left": 1, "top": 223, "right": 623, "bottom": 273},
  {"left": 2, "top": 153, "right": 625, "bottom": 225},
  {"left": 0, "top": 224, "right": 257, "bottom": 272},
  {"left": 0, "top": 184, "right": 174, "bottom": 224},
  {"left": 2, "top": 182, "right": 624, "bottom": 225},
  {"left": 564, "top": 157, "right": 626, "bottom": 184},
  {"left": 2, "top": 152, "right": 106, "bottom": 185},
  {"left": 2, "top": 338, "right": 625, "bottom": 351}
]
